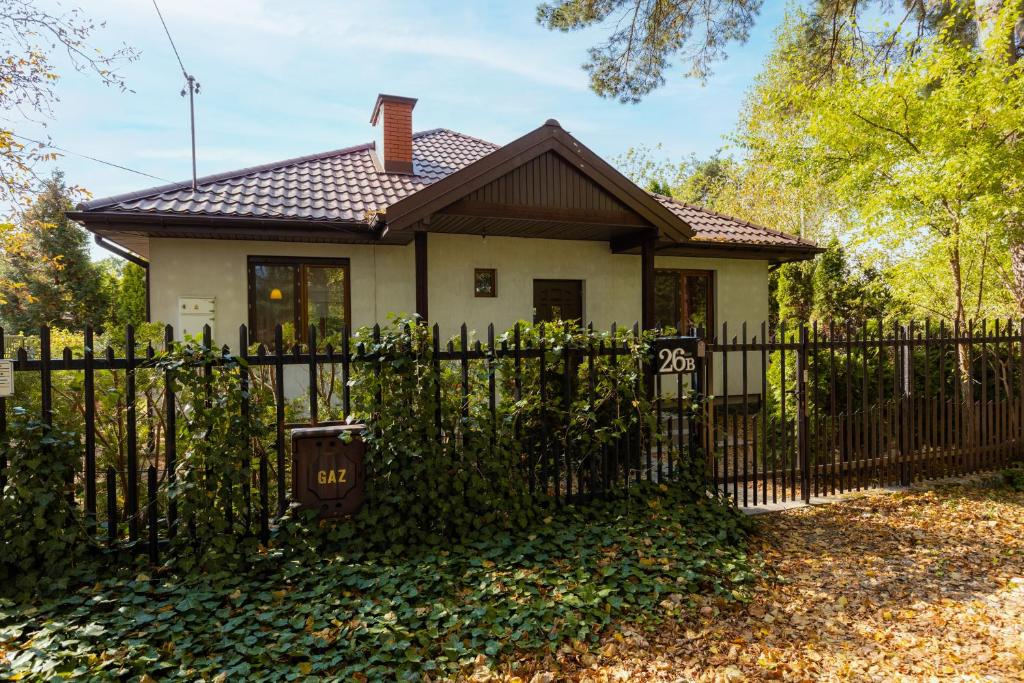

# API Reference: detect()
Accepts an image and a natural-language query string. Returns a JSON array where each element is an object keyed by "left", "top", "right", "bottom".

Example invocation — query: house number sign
[
  {"left": 651, "top": 337, "right": 702, "bottom": 375},
  {"left": 0, "top": 359, "right": 13, "bottom": 397}
]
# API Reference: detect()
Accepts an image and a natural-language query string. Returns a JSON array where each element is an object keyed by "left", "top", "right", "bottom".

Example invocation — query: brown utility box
[{"left": 291, "top": 424, "right": 367, "bottom": 518}]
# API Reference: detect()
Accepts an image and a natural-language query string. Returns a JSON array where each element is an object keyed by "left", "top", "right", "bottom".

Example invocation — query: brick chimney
[{"left": 370, "top": 94, "right": 417, "bottom": 174}]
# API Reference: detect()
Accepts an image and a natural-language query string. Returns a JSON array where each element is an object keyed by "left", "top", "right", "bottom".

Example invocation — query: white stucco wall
[
  {"left": 148, "top": 238, "right": 416, "bottom": 342},
  {"left": 427, "top": 234, "right": 638, "bottom": 337},
  {"left": 427, "top": 235, "right": 769, "bottom": 395},
  {"left": 147, "top": 234, "right": 770, "bottom": 395}
]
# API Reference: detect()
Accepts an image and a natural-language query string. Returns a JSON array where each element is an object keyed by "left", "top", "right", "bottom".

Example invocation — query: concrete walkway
[{"left": 733, "top": 472, "right": 996, "bottom": 515}]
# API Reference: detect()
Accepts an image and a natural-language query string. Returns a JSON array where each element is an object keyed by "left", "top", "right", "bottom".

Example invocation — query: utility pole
[
  {"left": 153, "top": 0, "right": 200, "bottom": 191},
  {"left": 184, "top": 74, "right": 199, "bottom": 190}
]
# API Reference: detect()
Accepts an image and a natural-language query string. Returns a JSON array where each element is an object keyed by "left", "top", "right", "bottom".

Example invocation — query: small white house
[{"left": 70, "top": 94, "right": 819, "bottom": 395}]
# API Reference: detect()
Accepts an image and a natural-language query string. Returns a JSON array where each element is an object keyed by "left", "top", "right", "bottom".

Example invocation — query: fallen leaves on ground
[
  {"left": 3, "top": 481, "right": 1021, "bottom": 681},
  {"left": 502, "top": 482, "right": 1024, "bottom": 682}
]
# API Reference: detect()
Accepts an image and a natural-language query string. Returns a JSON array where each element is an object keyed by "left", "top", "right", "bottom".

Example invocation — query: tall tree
[
  {"left": 536, "top": 0, "right": 960, "bottom": 101},
  {"left": 737, "top": 4, "right": 1024, "bottom": 397},
  {"left": 0, "top": 171, "right": 108, "bottom": 332},
  {"left": 975, "top": 0, "right": 1024, "bottom": 312},
  {"left": 619, "top": 144, "right": 839, "bottom": 256},
  {"left": 0, "top": 0, "right": 136, "bottom": 303},
  {"left": 537, "top": 0, "right": 762, "bottom": 101},
  {"left": 618, "top": 148, "right": 740, "bottom": 206},
  {"left": 775, "top": 259, "right": 815, "bottom": 324}
]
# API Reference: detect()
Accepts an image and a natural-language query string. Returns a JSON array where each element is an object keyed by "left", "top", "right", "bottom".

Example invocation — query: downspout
[{"left": 93, "top": 235, "right": 151, "bottom": 322}]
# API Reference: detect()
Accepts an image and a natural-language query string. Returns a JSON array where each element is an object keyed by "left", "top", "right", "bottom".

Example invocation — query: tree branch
[{"left": 848, "top": 110, "right": 922, "bottom": 154}]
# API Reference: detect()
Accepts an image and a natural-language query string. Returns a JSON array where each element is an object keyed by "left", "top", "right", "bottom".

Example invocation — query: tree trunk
[
  {"left": 1010, "top": 239, "right": 1024, "bottom": 314},
  {"left": 949, "top": 235, "right": 976, "bottom": 446}
]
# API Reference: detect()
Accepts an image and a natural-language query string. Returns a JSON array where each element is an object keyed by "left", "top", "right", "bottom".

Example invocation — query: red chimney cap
[{"left": 370, "top": 94, "right": 418, "bottom": 125}]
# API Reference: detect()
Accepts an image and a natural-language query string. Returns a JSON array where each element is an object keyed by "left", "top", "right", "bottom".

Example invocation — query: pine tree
[
  {"left": 811, "top": 238, "right": 848, "bottom": 323},
  {"left": 775, "top": 261, "right": 816, "bottom": 324},
  {"left": 98, "top": 258, "right": 146, "bottom": 329},
  {"left": 0, "top": 171, "right": 109, "bottom": 332}
]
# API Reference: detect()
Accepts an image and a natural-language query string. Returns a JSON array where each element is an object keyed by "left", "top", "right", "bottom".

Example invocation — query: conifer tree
[{"left": 0, "top": 171, "right": 109, "bottom": 332}]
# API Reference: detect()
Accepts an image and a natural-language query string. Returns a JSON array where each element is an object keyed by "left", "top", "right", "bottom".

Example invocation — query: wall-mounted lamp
[{"left": 269, "top": 288, "right": 283, "bottom": 301}]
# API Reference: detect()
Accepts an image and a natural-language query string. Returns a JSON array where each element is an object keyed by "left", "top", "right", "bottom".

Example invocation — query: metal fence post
[
  {"left": 900, "top": 325, "right": 913, "bottom": 486},
  {"left": 40, "top": 325, "right": 52, "bottom": 427},
  {"left": 164, "top": 325, "right": 177, "bottom": 538},
  {"left": 692, "top": 331, "right": 707, "bottom": 487},
  {"left": 125, "top": 324, "right": 138, "bottom": 541},
  {"left": 796, "top": 325, "right": 811, "bottom": 502}
]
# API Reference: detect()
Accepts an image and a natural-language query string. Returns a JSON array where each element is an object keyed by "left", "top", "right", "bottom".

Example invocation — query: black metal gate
[{"left": 649, "top": 335, "right": 705, "bottom": 484}]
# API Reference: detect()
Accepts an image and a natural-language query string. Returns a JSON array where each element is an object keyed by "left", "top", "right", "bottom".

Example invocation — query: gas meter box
[{"left": 291, "top": 424, "right": 367, "bottom": 518}]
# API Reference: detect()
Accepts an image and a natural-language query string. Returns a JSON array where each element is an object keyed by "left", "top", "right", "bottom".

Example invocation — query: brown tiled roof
[
  {"left": 78, "top": 129, "right": 499, "bottom": 224},
  {"left": 652, "top": 194, "right": 817, "bottom": 248},
  {"left": 77, "top": 128, "right": 812, "bottom": 251}
]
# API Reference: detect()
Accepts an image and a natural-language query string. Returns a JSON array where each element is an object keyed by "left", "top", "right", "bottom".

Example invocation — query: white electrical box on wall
[{"left": 178, "top": 296, "right": 216, "bottom": 341}]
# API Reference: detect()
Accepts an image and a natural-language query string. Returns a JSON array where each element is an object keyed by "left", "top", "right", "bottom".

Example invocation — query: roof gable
[
  {"left": 416, "top": 150, "right": 654, "bottom": 241},
  {"left": 463, "top": 151, "right": 635, "bottom": 216},
  {"left": 383, "top": 121, "right": 693, "bottom": 243}
]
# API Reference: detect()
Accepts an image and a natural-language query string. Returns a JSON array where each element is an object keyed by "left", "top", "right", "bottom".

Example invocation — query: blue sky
[{"left": 26, "top": 0, "right": 789, "bottom": 257}]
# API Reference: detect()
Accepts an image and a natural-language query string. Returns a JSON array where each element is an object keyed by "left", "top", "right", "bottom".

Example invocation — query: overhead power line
[
  {"left": 4, "top": 131, "right": 171, "bottom": 182},
  {"left": 151, "top": 0, "right": 188, "bottom": 80},
  {"left": 5, "top": 131, "right": 305, "bottom": 223},
  {"left": 4, "top": 130, "right": 295, "bottom": 220},
  {"left": 151, "top": 0, "right": 200, "bottom": 191}
]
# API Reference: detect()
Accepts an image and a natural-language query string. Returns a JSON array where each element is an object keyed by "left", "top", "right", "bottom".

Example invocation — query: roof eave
[
  {"left": 67, "top": 210, "right": 381, "bottom": 243},
  {"left": 657, "top": 240, "right": 824, "bottom": 263}
]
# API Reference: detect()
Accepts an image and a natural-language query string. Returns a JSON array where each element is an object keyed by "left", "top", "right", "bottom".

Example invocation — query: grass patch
[{"left": 0, "top": 485, "right": 759, "bottom": 681}]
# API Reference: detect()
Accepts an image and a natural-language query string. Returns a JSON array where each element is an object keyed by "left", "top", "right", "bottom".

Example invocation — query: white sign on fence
[{"left": 0, "top": 359, "right": 12, "bottom": 397}]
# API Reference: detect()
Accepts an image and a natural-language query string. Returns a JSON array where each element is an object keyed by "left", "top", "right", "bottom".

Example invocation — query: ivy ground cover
[{"left": 0, "top": 486, "right": 757, "bottom": 680}]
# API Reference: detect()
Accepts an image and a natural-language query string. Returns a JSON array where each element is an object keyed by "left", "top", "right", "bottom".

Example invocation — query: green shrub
[
  {"left": 0, "top": 410, "right": 93, "bottom": 590},
  {"left": 2, "top": 318, "right": 709, "bottom": 571},
  {"left": 10, "top": 324, "right": 168, "bottom": 496},
  {"left": 1002, "top": 465, "right": 1024, "bottom": 491},
  {"left": 339, "top": 320, "right": 540, "bottom": 547},
  {"left": 285, "top": 319, "right": 677, "bottom": 551},
  {"left": 0, "top": 482, "right": 759, "bottom": 680},
  {"left": 153, "top": 340, "right": 274, "bottom": 570}
]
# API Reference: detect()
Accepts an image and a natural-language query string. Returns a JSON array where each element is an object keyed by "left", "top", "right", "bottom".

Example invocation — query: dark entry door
[{"left": 533, "top": 279, "right": 583, "bottom": 323}]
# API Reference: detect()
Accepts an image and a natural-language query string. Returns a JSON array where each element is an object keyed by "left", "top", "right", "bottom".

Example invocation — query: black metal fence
[
  {"left": 3, "top": 318, "right": 1023, "bottom": 564},
  {"left": 705, "top": 320, "right": 1024, "bottom": 506},
  {"left": 0, "top": 322, "right": 702, "bottom": 564}
]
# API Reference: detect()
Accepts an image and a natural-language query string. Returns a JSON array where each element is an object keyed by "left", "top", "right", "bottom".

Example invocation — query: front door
[{"left": 533, "top": 279, "right": 583, "bottom": 324}]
